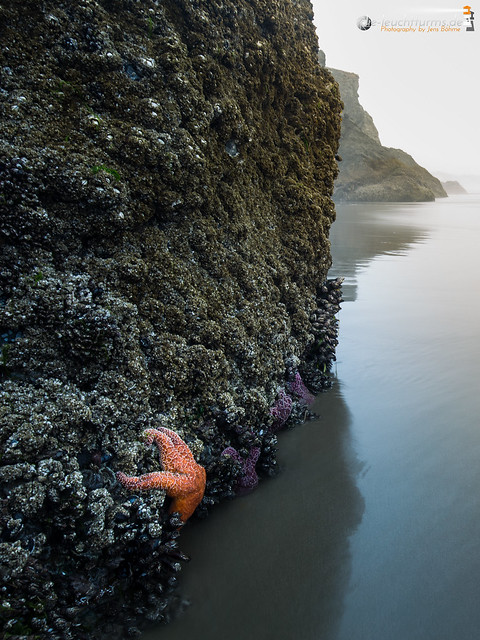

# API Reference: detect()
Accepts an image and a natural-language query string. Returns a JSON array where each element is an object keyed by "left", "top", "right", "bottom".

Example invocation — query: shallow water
[
  {"left": 143, "top": 194, "right": 480, "bottom": 640},
  {"left": 330, "top": 195, "right": 480, "bottom": 640}
]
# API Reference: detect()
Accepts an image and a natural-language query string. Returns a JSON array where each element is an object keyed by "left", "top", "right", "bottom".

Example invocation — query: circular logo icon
[{"left": 357, "top": 16, "right": 372, "bottom": 30}]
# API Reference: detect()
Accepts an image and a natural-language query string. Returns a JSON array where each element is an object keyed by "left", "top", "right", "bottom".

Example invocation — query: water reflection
[
  {"left": 331, "top": 196, "right": 480, "bottom": 640},
  {"left": 329, "top": 203, "right": 431, "bottom": 301},
  {"left": 142, "top": 383, "right": 364, "bottom": 640}
]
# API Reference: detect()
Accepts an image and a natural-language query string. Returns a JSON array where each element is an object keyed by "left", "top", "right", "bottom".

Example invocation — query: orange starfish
[{"left": 116, "top": 427, "right": 206, "bottom": 522}]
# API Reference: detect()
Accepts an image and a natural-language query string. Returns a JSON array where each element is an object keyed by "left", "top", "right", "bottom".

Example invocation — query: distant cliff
[
  {"left": 327, "top": 67, "right": 447, "bottom": 202},
  {"left": 442, "top": 180, "right": 468, "bottom": 195}
]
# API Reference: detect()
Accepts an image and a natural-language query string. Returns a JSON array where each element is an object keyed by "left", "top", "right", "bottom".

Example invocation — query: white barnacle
[{"left": 141, "top": 57, "right": 155, "bottom": 68}]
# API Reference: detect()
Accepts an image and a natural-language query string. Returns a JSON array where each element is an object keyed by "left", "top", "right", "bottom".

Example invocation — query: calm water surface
[
  {"left": 143, "top": 195, "right": 480, "bottom": 640},
  {"left": 331, "top": 195, "right": 480, "bottom": 640}
]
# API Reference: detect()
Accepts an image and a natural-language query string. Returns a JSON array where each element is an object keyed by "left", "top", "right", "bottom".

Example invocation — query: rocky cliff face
[
  {"left": 0, "top": 1, "right": 342, "bottom": 637},
  {"left": 327, "top": 66, "right": 446, "bottom": 202},
  {"left": 329, "top": 69, "right": 380, "bottom": 145}
]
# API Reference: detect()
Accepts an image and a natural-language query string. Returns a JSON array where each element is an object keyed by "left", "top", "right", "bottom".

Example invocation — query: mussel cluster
[
  {"left": 0, "top": 448, "right": 189, "bottom": 639},
  {"left": 301, "top": 277, "right": 344, "bottom": 392},
  {"left": 0, "top": 277, "right": 343, "bottom": 639}
]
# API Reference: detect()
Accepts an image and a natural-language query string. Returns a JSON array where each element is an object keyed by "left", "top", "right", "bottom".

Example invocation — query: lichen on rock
[{"left": 0, "top": 0, "right": 342, "bottom": 637}]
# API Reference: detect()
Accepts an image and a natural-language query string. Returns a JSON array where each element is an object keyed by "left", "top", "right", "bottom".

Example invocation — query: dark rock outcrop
[
  {"left": 0, "top": 1, "right": 342, "bottom": 637},
  {"left": 326, "top": 66, "right": 447, "bottom": 202}
]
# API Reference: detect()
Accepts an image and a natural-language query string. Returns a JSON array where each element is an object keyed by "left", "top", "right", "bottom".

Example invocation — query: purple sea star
[
  {"left": 288, "top": 371, "right": 315, "bottom": 406},
  {"left": 269, "top": 389, "right": 293, "bottom": 432},
  {"left": 222, "top": 446, "right": 261, "bottom": 495}
]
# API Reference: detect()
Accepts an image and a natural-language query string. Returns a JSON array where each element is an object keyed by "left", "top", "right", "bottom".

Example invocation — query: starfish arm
[
  {"left": 222, "top": 447, "right": 243, "bottom": 464},
  {"left": 116, "top": 470, "right": 179, "bottom": 492},
  {"left": 143, "top": 428, "right": 186, "bottom": 473},
  {"left": 117, "top": 469, "right": 202, "bottom": 495},
  {"left": 245, "top": 447, "right": 261, "bottom": 474},
  {"left": 157, "top": 427, "right": 196, "bottom": 463}
]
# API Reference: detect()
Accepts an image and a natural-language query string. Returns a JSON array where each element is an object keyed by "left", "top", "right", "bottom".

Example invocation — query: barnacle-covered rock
[
  {"left": 0, "top": 0, "right": 342, "bottom": 637},
  {"left": 0, "top": 540, "right": 30, "bottom": 581}
]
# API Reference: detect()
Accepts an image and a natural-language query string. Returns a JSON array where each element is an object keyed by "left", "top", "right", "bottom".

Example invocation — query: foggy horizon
[{"left": 312, "top": 0, "right": 479, "bottom": 183}]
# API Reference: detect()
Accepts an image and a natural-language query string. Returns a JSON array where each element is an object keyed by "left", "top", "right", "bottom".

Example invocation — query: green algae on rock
[{"left": 0, "top": 0, "right": 342, "bottom": 637}]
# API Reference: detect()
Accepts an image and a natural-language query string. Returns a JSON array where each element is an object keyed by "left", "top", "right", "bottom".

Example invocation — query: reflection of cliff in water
[
  {"left": 329, "top": 203, "right": 431, "bottom": 302},
  {"left": 142, "top": 381, "right": 364, "bottom": 640}
]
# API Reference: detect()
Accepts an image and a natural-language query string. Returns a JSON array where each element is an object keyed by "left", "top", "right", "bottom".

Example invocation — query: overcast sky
[{"left": 311, "top": 0, "right": 480, "bottom": 178}]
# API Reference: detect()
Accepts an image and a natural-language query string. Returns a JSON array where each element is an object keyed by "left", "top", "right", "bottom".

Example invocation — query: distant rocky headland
[
  {"left": 441, "top": 180, "right": 468, "bottom": 195},
  {"left": 324, "top": 62, "right": 447, "bottom": 202}
]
